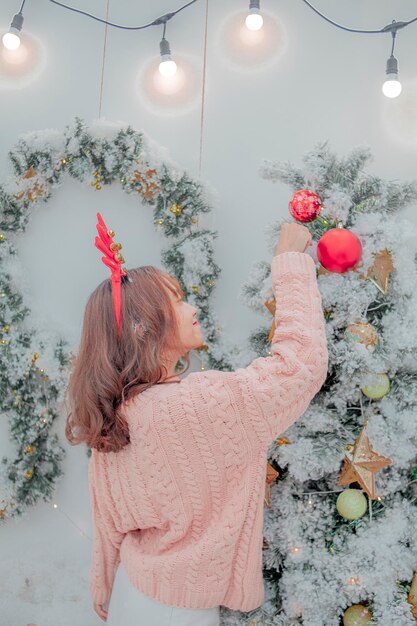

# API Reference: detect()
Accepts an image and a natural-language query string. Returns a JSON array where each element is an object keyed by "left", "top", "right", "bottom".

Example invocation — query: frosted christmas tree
[{"left": 228, "top": 144, "right": 417, "bottom": 625}]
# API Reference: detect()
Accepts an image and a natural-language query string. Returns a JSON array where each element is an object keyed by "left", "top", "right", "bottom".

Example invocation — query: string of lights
[
  {"left": 2, "top": 1, "right": 417, "bottom": 95},
  {"left": 299, "top": 0, "right": 417, "bottom": 98},
  {"left": 47, "top": 0, "right": 200, "bottom": 30},
  {"left": 300, "top": 0, "right": 417, "bottom": 34}
]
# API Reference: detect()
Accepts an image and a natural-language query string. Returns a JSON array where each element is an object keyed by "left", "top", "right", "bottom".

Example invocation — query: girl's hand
[
  {"left": 274, "top": 223, "right": 312, "bottom": 256},
  {"left": 94, "top": 602, "right": 108, "bottom": 621}
]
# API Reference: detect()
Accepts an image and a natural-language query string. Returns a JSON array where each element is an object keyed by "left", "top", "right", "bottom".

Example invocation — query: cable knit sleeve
[
  {"left": 228, "top": 251, "right": 328, "bottom": 445},
  {"left": 88, "top": 452, "right": 124, "bottom": 607}
]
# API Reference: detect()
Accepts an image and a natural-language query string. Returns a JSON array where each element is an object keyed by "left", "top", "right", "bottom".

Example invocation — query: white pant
[{"left": 106, "top": 563, "right": 220, "bottom": 626}]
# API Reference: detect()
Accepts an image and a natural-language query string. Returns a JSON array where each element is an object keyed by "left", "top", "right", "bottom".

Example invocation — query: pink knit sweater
[{"left": 88, "top": 251, "right": 328, "bottom": 612}]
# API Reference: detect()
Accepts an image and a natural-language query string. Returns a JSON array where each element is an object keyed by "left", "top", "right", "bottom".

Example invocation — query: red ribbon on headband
[{"left": 94, "top": 212, "right": 127, "bottom": 338}]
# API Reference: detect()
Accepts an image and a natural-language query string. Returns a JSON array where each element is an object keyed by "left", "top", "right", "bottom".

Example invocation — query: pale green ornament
[
  {"left": 343, "top": 604, "right": 372, "bottom": 625},
  {"left": 336, "top": 489, "right": 367, "bottom": 520},
  {"left": 361, "top": 372, "right": 390, "bottom": 399}
]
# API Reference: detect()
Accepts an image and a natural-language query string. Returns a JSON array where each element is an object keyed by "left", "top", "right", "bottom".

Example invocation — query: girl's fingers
[{"left": 94, "top": 603, "right": 108, "bottom": 621}]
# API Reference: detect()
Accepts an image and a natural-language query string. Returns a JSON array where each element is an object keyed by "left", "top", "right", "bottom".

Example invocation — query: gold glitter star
[
  {"left": 264, "top": 297, "right": 276, "bottom": 342},
  {"left": 366, "top": 249, "right": 395, "bottom": 295},
  {"left": 338, "top": 423, "right": 392, "bottom": 499}
]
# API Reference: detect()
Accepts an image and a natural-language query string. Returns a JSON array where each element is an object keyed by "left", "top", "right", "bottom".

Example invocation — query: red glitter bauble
[
  {"left": 289, "top": 189, "right": 322, "bottom": 223},
  {"left": 317, "top": 228, "right": 362, "bottom": 273}
]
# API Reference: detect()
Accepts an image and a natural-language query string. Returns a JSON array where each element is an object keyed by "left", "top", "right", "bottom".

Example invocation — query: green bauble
[
  {"left": 336, "top": 489, "right": 367, "bottom": 520},
  {"left": 361, "top": 372, "right": 390, "bottom": 399},
  {"left": 343, "top": 604, "right": 372, "bottom": 625}
]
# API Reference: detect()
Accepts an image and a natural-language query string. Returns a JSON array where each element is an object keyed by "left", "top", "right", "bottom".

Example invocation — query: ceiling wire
[
  {"left": 47, "top": 0, "right": 200, "bottom": 31},
  {"left": 41, "top": 0, "right": 417, "bottom": 37}
]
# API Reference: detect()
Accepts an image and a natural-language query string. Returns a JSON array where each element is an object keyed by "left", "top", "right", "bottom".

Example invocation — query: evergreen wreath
[{"left": 0, "top": 117, "right": 242, "bottom": 520}]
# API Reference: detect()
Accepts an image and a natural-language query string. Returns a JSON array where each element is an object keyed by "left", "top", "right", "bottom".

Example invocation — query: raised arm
[{"left": 228, "top": 224, "right": 328, "bottom": 446}]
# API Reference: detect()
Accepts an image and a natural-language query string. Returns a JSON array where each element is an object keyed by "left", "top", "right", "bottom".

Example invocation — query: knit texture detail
[{"left": 88, "top": 251, "right": 329, "bottom": 611}]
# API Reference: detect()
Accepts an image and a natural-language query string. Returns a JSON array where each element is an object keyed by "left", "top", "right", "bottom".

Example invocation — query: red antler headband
[{"left": 94, "top": 212, "right": 127, "bottom": 338}]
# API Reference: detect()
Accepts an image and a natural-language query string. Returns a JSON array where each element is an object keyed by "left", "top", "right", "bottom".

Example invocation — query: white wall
[{"left": 1, "top": 1, "right": 416, "bottom": 624}]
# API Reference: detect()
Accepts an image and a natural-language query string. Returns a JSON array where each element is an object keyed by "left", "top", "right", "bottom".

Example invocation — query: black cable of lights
[
  {"left": 299, "top": 0, "right": 417, "bottom": 35},
  {"left": 389, "top": 30, "right": 397, "bottom": 58},
  {"left": 46, "top": 0, "right": 200, "bottom": 74},
  {"left": 299, "top": 0, "right": 417, "bottom": 95},
  {"left": 3, "top": 0, "right": 417, "bottom": 93},
  {"left": 46, "top": 0, "right": 200, "bottom": 31},
  {"left": 10, "top": 0, "right": 417, "bottom": 40}
]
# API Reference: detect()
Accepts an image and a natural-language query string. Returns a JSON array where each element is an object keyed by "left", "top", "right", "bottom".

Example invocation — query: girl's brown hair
[{"left": 65, "top": 266, "right": 190, "bottom": 453}]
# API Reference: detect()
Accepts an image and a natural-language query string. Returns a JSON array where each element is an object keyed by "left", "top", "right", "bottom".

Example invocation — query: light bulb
[
  {"left": 159, "top": 37, "right": 177, "bottom": 77},
  {"left": 382, "top": 55, "right": 402, "bottom": 98},
  {"left": 245, "top": 11, "right": 263, "bottom": 31},
  {"left": 2, "top": 31, "right": 20, "bottom": 50},
  {"left": 245, "top": 0, "right": 263, "bottom": 31},
  {"left": 2, "top": 12, "right": 24, "bottom": 50},
  {"left": 382, "top": 77, "right": 402, "bottom": 98},
  {"left": 159, "top": 58, "right": 177, "bottom": 77}
]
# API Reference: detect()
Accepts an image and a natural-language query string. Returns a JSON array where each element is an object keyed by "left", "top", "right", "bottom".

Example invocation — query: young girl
[{"left": 65, "top": 220, "right": 328, "bottom": 626}]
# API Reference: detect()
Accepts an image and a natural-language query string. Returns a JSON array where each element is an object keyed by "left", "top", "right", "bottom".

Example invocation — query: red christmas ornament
[
  {"left": 289, "top": 189, "right": 322, "bottom": 223},
  {"left": 317, "top": 228, "right": 362, "bottom": 273}
]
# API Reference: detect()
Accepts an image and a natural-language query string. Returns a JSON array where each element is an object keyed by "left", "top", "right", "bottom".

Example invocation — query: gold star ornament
[
  {"left": 363, "top": 249, "right": 395, "bottom": 295},
  {"left": 338, "top": 423, "right": 392, "bottom": 499},
  {"left": 264, "top": 297, "right": 276, "bottom": 342},
  {"left": 265, "top": 462, "right": 279, "bottom": 509}
]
